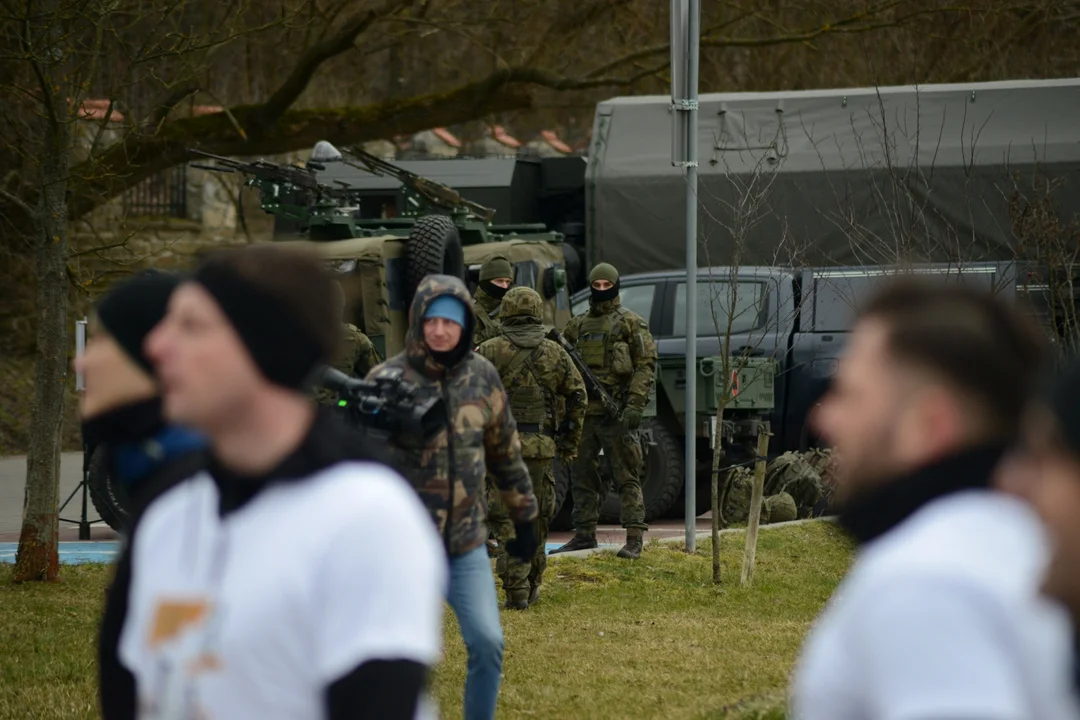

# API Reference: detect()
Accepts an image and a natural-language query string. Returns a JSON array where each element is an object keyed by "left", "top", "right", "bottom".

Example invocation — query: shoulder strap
[{"left": 503, "top": 345, "right": 538, "bottom": 386}]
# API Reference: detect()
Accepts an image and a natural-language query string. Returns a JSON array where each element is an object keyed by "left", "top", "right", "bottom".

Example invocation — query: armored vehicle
[{"left": 190, "top": 142, "right": 574, "bottom": 358}]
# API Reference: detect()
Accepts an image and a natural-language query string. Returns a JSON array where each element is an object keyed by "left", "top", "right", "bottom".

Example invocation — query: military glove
[
  {"left": 505, "top": 523, "right": 538, "bottom": 563},
  {"left": 622, "top": 405, "right": 643, "bottom": 431}
]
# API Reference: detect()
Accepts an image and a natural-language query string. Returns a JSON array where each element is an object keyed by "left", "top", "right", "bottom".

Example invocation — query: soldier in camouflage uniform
[
  {"left": 366, "top": 274, "right": 537, "bottom": 720},
  {"left": 472, "top": 254, "right": 513, "bottom": 347},
  {"left": 477, "top": 287, "right": 586, "bottom": 609},
  {"left": 473, "top": 255, "right": 514, "bottom": 555},
  {"left": 550, "top": 262, "right": 658, "bottom": 560},
  {"left": 312, "top": 280, "right": 381, "bottom": 404}
]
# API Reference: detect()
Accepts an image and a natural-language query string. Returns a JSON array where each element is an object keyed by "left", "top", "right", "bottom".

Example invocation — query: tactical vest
[
  {"left": 473, "top": 301, "right": 501, "bottom": 346},
  {"left": 576, "top": 307, "right": 630, "bottom": 386},
  {"left": 502, "top": 345, "right": 551, "bottom": 430}
]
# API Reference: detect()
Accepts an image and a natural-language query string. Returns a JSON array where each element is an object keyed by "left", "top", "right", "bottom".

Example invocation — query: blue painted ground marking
[
  {"left": 0, "top": 541, "right": 120, "bottom": 565},
  {"left": 0, "top": 541, "right": 619, "bottom": 564}
]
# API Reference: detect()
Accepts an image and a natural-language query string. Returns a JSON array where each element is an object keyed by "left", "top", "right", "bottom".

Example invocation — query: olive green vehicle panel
[
  {"left": 463, "top": 239, "right": 571, "bottom": 329},
  {"left": 656, "top": 355, "right": 777, "bottom": 437},
  {"left": 266, "top": 235, "right": 570, "bottom": 360}
]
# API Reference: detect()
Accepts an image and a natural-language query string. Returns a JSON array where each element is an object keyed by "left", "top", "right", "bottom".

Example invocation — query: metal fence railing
[{"left": 123, "top": 164, "right": 188, "bottom": 219}]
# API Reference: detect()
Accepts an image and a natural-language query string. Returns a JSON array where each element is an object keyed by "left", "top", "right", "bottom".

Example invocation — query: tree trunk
[
  {"left": 13, "top": 17, "right": 71, "bottom": 581},
  {"left": 740, "top": 424, "right": 771, "bottom": 587},
  {"left": 710, "top": 405, "right": 726, "bottom": 584}
]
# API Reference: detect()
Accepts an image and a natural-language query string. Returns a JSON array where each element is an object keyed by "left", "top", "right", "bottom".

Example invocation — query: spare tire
[
  {"left": 405, "top": 215, "right": 465, "bottom": 301},
  {"left": 599, "top": 417, "right": 684, "bottom": 524},
  {"left": 88, "top": 444, "right": 131, "bottom": 534}
]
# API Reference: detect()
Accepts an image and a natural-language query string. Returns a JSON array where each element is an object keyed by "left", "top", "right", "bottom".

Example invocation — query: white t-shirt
[
  {"left": 792, "top": 491, "right": 1080, "bottom": 720},
  {"left": 118, "top": 462, "right": 447, "bottom": 720}
]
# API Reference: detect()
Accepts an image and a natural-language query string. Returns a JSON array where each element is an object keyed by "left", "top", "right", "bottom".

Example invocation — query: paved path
[{"left": 0, "top": 452, "right": 117, "bottom": 542}]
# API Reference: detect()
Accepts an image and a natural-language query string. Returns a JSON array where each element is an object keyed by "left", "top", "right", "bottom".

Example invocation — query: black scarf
[
  {"left": 81, "top": 397, "right": 165, "bottom": 448},
  {"left": 837, "top": 443, "right": 1007, "bottom": 545},
  {"left": 209, "top": 406, "right": 389, "bottom": 517}
]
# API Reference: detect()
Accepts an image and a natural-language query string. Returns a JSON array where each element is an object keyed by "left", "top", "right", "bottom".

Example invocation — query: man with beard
[
  {"left": 368, "top": 274, "right": 538, "bottom": 720},
  {"left": 550, "top": 262, "right": 656, "bottom": 559},
  {"left": 791, "top": 278, "right": 1079, "bottom": 720}
]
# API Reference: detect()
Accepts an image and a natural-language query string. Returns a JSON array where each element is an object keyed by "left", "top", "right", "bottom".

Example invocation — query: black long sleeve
[
  {"left": 98, "top": 539, "right": 137, "bottom": 720},
  {"left": 325, "top": 659, "right": 428, "bottom": 720}
]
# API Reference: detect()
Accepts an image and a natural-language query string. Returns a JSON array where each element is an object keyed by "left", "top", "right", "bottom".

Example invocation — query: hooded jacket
[{"left": 369, "top": 275, "right": 537, "bottom": 556}]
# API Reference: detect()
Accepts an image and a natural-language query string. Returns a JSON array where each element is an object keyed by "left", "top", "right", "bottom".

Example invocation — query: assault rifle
[
  {"left": 320, "top": 366, "right": 447, "bottom": 447},
  {"left": 546, "top": 328, "right": 621, "bottom": 421},
  {"left": 343, "top": 146, "right": 497, "bottom": 224},
  {"left": 190, "top": 149, "right": 362, "bottom": 216}
]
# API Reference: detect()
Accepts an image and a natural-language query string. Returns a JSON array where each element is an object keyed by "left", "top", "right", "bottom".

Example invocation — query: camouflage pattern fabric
[
  {"left": 721, "top": 466, "right": 798, "bottom": 525},
  {"left": 313, "top": 323, "right": 379, "bottom": 404},
  {"left": 472, "top": 285, "right": 503, "bottom": 346},
  {"left": 802, "top": 447, "right": 836, "bottom": 507},
  {"left": 571, "top": 416, "right": 647, "bottom": 532},
  {"left": 562, "top": 294, "right": 658, "bottom": 415},
  {"left": 764, "top": 451, "right": 824, "bottom": 519},
  {"left": 367, "top": 274, "right": 537, "bottom": 557},
  {"left": 562, "top": 292, "right": 656, "bottom": 534},
  {"left": 478, "top": 287, "right": 586, "bottom": 599},
  {"left": 493, "top": 458, "right": 555, "bottom": 604}
]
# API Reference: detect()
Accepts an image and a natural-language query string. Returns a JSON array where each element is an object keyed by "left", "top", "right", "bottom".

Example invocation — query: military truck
[
  {"left": 555, "top": 260, "right": 1048, "bottom": 527},
  {"left": 190, "top": 142, "right": 574, "bottom": 358}
]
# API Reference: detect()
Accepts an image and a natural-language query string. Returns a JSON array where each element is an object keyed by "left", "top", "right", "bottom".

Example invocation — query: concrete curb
[{"left": 547, "top": 515, "right": 838, "bottom": 560}]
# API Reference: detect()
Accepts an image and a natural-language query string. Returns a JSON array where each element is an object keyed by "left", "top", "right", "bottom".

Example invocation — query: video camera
[{"left": 320, "top": 366, "right": 447, "bottom": 446}]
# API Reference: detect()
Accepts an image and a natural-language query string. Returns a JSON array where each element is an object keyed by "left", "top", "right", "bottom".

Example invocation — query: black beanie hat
[
  {"left": 94, "top": 269, "right": 182, "bottom": 374},
  {"left": 192, "top": 256, "right": 332, "bottom": 390}
]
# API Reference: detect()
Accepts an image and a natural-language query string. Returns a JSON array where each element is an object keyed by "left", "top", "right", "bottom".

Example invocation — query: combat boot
[
  {"left": 528, "top": 583, "right": 541, "bottom": 606},
  {"left": 549, "top": 533, "right": 597, "bottom": 554},
  {"left": 617, "top": 530, "right": 644, "bottom": 559},
  {"left": 504, "top": 592, "right": 529, "bottom": 611}
]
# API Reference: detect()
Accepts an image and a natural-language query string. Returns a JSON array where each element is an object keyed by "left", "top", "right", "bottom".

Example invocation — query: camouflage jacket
[
  {"left": 563, "top": 296, "right": 658, "bottom": 414},
  {"left": 472, "top": 287, "right": 503, "bottom": 347},
  {"left": 313, "top": 323, "right": 380, "bottom": 405},
  {"left": 476, "top": 318, "right": 586, "bottom": 461},
  {"left": 369, "top": 275, "right": 537, "bottom": 556}
]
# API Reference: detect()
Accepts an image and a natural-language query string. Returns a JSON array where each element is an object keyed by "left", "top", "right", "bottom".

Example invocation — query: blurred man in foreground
[
  {"left": 101, "top": 246, "right": 446, "bottom": 720},
  {"left": 80, "top": 270, "right": 208, "bottom": 720},
  {"left": 791, "top": 279, "right": 1079, "bottom": 719}
]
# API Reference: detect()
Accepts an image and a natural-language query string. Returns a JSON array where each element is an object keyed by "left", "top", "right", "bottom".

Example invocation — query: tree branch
[{"left": 251, "top": 0, "right": 408, "bottom": 132}]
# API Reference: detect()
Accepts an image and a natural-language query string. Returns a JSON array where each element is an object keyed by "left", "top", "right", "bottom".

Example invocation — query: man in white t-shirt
[
  {"left": 791, "top": 278, "right": 1080, "bottom": 720},
  {"left": 99, "top": 245, "right": 446, "bottom": 720}
]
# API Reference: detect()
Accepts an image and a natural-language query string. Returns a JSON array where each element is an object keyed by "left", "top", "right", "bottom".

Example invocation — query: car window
[
  {"left": 572, "top": 284, "right": 657, "bottom": 323},
  {"left": 514, "top": 261, "right": 539, "bottom": 290},
  {"left": 672, "top": 281, "right": 766, "bottom": 337}
]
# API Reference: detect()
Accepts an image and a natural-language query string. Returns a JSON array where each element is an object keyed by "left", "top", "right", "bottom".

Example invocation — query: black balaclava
[{"left": 589, "top": 262, "right": 620, "bottom": 304}]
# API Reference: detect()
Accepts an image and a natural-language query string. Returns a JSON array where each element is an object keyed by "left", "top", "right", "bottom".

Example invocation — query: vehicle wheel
[
  {"left": 88, "top": 444, "right": 131, "bottom": 534},
  {"left": 405, "top": 215, "right": 465, "bottom": 301},
  {"left": 599, "top": 417, "right": 684, "bottom": 524},
  {"left": 560, "top": 242, "right": 584, "bottom": 294},
  {"left": 549, "top": 458, "right": 574, "bottom": 532}
]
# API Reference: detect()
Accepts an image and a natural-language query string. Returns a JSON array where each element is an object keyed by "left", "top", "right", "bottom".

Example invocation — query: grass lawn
[{"left": 0, "top": 521, "right": 853, "bottom": 720}]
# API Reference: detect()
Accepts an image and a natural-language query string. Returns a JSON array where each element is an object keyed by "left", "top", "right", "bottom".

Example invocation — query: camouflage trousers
[
  {"left": 490, "top": 459, "right": 556, "bottom": 602},
  {"left": 571, "top": 415, "right": 647, "bottom": 533}
]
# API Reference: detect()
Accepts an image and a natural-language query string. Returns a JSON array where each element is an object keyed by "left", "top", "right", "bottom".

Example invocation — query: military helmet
[
  {"left": 589, "top": 262, "right": 619, "bottom": 285},
  {"left": 501, "top": 286, "right": 543, "bottom": 320},
  {"left": 480, "top": 254, "right": 513, "bottom": 282}
]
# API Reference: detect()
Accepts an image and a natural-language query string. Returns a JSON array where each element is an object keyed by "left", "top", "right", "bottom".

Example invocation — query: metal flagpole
[{"left": 671, "top": 0, "right": 700, "bottom": 552}]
